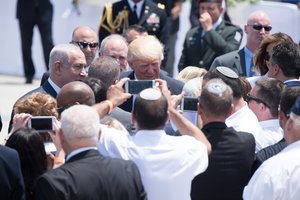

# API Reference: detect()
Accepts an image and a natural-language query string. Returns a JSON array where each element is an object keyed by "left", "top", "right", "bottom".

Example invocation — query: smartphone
[
  {"left": 181, "top": 97, "right": 199, "bottom": 112},
  {"left": 27, "top": 116, "right": 55, "bottom": 132},
  {"left": 125, "top": 80, "right": 155, "bottom": 94}
]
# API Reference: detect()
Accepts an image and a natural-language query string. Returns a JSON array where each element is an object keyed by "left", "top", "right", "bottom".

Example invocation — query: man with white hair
[
  {"left": 119, "top": 35, "right": 184, "bottom": 112},
  {"left": 99, "top": 34, "right": 129, "bottom": 72},
  {"left": 9, "top": 43, "right": 87, "bottom": 132},
  {"left": 243, "top": 96, "right": 300, "bottom": 200},
  {"left": 34, "top": 105, "right": 146, "bottom": 200}
]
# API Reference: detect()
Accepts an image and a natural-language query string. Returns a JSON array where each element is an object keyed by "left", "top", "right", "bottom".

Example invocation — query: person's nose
[{"left": 80, "top": 69, "right": 88, "bottom": 77}]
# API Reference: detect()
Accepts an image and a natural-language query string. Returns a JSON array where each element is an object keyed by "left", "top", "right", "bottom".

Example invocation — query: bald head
[
  {"left": 245, "top": 11, "right": 271, "bottom": 52},
  {"left": 71, "top": 26, "right": 98, "bottom": 66},
  {"left": 57, "top": 81, "right": 95, "bottom": 111},
  {"left": 99, "top": 34, "right": 128, "bottom": 72}
]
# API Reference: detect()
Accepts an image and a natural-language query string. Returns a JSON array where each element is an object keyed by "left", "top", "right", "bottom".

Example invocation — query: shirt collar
[
  {"left": 127, "top": 0, "right": 144, "bottom": 18},
  {"left": 66, "top": 146, "right": 98, "bottom": 161},
  {"left": 48, "top": 78, "right": 61, "bottom": 94},
  {"left": 212, "top": 16, "right": 223, "bottom": 30}
]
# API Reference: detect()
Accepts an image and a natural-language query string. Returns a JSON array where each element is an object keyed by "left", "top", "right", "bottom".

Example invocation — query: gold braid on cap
[{"left": 98, "top": 4, "right": 129, "bottom": 34}]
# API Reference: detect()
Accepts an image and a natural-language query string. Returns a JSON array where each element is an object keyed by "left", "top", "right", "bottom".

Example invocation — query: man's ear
[
  {"left": 273, "top": 64, "right": 281, "bottom": 76},
  {"left": 198, "top": 103, "right": 203, "bottom": 116},
  {"left": 226, "top": 104, "right": 234, "bottom": 118},
  {"left": 53, "top": 61, "right": 62, "bottom": 75},
  {"left": 58, "top": 128, "right": 65, "bottom": 146}
]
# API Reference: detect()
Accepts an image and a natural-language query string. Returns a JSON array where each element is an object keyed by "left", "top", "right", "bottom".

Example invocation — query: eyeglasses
[
  {"left": 246, "top": 93, "right": 271, "bottom": 108},
  {"left": 247, "top": 24, "right": 272, "bottom": 32},
  {"left": 75, "top": 41, "right": 98, "bottom": 49}
]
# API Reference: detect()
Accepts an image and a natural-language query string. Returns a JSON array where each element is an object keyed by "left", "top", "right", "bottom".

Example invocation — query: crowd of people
[{"left": 1, "top": 0, "right": 300, "bottom": 199}]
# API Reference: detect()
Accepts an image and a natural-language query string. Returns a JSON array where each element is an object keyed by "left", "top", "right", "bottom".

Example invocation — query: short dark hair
[
  {"left": 82, "top": 77, "right": 107, "bottom": 102},
  {"left": 133, "top": 93, "right": 168, "bottom": 130},
  {"left": 270, "top": 41, "right": 300, "bottom": 79},
  {"left": 255, "top": 78, "right": 284, "bottom": 117},
  {"left": 89, "top": 56, "right": 120, "bottom": 88},
  {"left": 280, "top": 86, "right": 300, "bottom": 115},
  {"left": 200, "top": 79, "right": 233, "bottom": 118},
  {"left": 203, "top": 69, "right": 243, "bottom": 99}
]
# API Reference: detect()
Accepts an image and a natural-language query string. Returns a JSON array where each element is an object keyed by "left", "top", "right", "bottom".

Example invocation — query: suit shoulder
[
  {"left": 120, "top": 71, "right": 134, "bottom": 79},
  {"left": 215, "top": 49, "right": 240, "bottom": 60},
  {"left": 0, "top": 145, "right": 18, "bottom": 158}
]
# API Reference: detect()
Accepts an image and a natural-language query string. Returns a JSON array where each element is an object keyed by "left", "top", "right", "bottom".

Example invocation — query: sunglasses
[
  {"left": 248, "top": 24, "right": 272, "bottom": 32},
  {"left": 75, "top": 41, "right": 98, "bottom": 49},
  {"left": 246, "top": 93, "right": 271, "bottom": 108}
]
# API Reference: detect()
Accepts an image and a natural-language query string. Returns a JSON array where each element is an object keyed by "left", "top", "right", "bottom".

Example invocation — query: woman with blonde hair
[{"left": 177, "top": 66, "right": 207, "bottom": 83}]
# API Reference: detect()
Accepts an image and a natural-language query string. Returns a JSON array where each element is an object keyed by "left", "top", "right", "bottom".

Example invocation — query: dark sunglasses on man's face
[
  {"left": 75, "top": 41, "right": 98, "bottom": 49},
  {"left": 246, "top": 93, "right": 271, "bottom": 109},
  {"left": 248, "top": 24, "right": 272, "bottom": 32}
]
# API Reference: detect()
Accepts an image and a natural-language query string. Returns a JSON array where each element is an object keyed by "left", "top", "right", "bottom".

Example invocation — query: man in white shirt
[
  {"left": 243, "top": 96, "right": 300, "bottom": 200},
  {"left": 203, "top": 67, "right": 262, "bottom": 152},
  {"left": 247, "top": 77, "right": 284, "bottom": 150},
  {"left": 98, "top": 80, "right": 211, "bottom": 200}
]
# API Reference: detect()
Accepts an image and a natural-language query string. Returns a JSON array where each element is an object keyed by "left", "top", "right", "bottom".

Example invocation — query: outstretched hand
[{"left": 107, "top": 77, "right": 132, "bottom": 107}]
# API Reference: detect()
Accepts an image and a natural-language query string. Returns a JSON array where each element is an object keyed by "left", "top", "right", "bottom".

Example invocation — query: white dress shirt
[
  {"left": 226, "top": 103, "right": 262, "bottom": 152},
  {"left": 257, "top": 119, "right": 283, "bottom": 151},
  {"left": 243, "top": 140, "right": 300, "bottom": 200},
  {"left": 98, "top": 126, "right": 208, "bottom": 200}
]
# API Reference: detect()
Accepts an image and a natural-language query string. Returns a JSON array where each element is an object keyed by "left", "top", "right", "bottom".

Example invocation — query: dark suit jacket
[
  {"left": 119, "top": 71, "right": 184, "bottom": 112},
  {"left": 191, "top": 122, "right": 255, "bottom": 200},
  {"left": 210, "top": 48, "right": 247, "bottom": 76},
  {"left": 98, "top": 0, "right": 168, "bottom": 44},
  {"left": 178, "top": 20, "right": 243, "bottom": 71},
  {"left": 8, "top": 80, "right": 57, "bottom": 132},
  {"left": 34, "top": 149, "right": 146, "bottom": 200},
  {"left": 16, "top": 0, "right": 53, "bottom": 22},
  {"left": 0, "top": 145, "right": 25, "bottom": 200}
]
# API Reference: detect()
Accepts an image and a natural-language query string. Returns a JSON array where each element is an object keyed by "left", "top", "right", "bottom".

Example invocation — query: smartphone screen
[
  {"left": 28, "top": 116, "right": 55, "bottom": 131},
  {"left": 181, "top": 97, "right": 198, "bottom": 112},
  {"left": 125, "top": 80, "right": 155, "bottom": 94}
]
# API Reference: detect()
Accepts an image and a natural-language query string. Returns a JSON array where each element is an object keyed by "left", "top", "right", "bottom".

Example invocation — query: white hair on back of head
[
  {"left": 49, "top": 43, "right": 80, "bottom": 70},
  {"left": 60, "top": 105, "right": 100, "bottom": 145},
  {"left": 127, "top": 35, "right": 164, "bottom": 62},
  {"left": 99, "top": 34, "right": 128, "bottom": 54},
  {"left": 183, "top": 77, "right": 203, "bottom": 97}
]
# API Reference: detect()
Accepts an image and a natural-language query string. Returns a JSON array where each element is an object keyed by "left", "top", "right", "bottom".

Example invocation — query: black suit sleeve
[
  {"left": 34, "top": 175, "right": 60, "bottom": 200},
  {"left": 125, "top": 161, "right": 147, "bottom": 199}
]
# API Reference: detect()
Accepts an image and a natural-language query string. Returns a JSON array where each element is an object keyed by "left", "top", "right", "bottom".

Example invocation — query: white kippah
[
  {"left": 140, "top": 88, "right": 161, "bottom": 100},
  {"left": 216, "top": 66, "right": 239, "bottom": 79},
  {"left": 207, "top": 82, "right": 226, "bottom": 97}
]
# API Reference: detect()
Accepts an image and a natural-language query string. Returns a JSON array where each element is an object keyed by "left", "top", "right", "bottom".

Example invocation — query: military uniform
[
  {"left": 98, "top": 0, "right": 168, "bottom": 44},
  {"left": 178, "top": 20, "right": 243, "bottom": 71}
]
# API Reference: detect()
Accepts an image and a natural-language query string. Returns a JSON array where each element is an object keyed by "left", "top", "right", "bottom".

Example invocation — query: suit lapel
[
  {"left": 238, "top": 48, "right": 247, "bottom": 76},
  {"left": 42, "top": 80, "right": 57, "bottom": 98}
]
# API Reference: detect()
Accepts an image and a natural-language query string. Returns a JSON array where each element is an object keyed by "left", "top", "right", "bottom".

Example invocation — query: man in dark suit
[
  {"left": 210, "top": 11, "right": 271, "bottom": 77},
  {"left": 34, "top": 105, "right": 146, "bottom": 200},
  {"left": 119, "top": 35, "right": 184, "bottom": 112},
  {"left": 16, "top": 0, "right": 54, "bottom": 84},
  {"left": 98, "top": 0, "right": 168, "bottom": 45},
  {"left": 191, "top": 79, "right": 255, "bottom": 200},
  {"left": 178, "top": 0, "right": 243, "bottom": 71},
  {"left": 0, "top": 145, "right": 25, "bottom": 200},
  {"left": 9, "top": 43, "right": 88, "bottom": 132}
]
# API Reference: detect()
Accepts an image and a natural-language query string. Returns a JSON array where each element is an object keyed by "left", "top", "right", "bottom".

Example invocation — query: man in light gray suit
[{"left": 210, "top": 11, "right": 271, "bottom": 77}]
